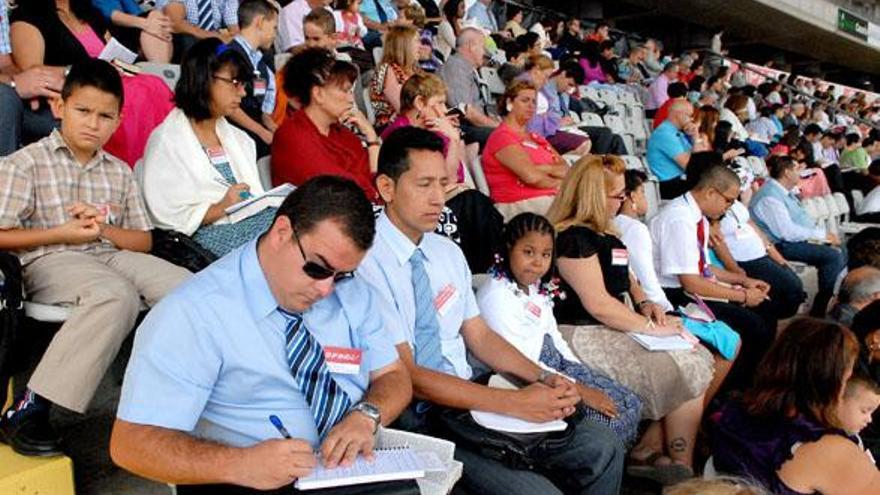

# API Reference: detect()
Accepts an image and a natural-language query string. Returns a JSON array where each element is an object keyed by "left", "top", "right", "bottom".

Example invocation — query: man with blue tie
[
  {"left": 109, "top": 176, "right": 412, "bottom": 493},
  {"left": 357, "top": 127, "right": 624, "bottom": 495},
  {"left": 750, "top": 155, "right": 846, "bottom": 317}
]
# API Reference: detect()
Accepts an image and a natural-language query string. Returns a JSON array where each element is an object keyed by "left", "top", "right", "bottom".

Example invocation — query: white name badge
[
  {"left": 253, "top": 78, "right": 267, "bottom": 96},
  {"left": 323, "top": 346, "right": 362, "bottom": 374},
  {"left": 206, "top": 147, "right": 228, "bottom": 166},
  {"left": 433, "top": 283, "right": 460, "bottom": 317},
  {"left": 611, "top": 248, "right": 629, "bottom": 266},
  {"left": 522, "top": 140, "right": 540, "bottom": 149}
]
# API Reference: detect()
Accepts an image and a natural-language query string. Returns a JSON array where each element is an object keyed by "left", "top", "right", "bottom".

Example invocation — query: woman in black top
[{"left": 546, "top": 154, "right": 714, "bottom": 482}]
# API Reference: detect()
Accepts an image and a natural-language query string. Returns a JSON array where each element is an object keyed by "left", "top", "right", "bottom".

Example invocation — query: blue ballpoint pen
[{"left": 269, "top": 414, "right": 292, "bottom": 439}]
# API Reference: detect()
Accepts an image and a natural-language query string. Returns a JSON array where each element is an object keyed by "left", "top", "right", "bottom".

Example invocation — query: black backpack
[{"left": 0, "top": 252, "right": 25, "bottom": 409}]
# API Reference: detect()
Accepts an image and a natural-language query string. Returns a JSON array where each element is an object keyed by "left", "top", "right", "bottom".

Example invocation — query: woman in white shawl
[{"left": 141, "top": 39, "right": 274, "bottom": 257}]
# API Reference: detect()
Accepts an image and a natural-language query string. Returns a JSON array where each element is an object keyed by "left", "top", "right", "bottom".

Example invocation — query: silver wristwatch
[{"left": 351, "top": 401, "right": 381, "bottom": 433}]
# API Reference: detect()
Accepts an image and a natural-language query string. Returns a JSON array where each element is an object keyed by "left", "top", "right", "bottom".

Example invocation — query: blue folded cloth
[{"left": 681, "top": 316, "right": 740, "bottom": 360}]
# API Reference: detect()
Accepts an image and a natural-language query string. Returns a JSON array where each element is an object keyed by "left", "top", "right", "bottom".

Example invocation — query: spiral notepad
[{"left": 294, "top": 447, "right": 426, "bottom": 490}]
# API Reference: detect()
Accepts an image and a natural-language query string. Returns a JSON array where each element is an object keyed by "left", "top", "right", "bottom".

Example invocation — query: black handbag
[
  {"left": 430, "top": 374, "right": 584, "bottom": 471},
  {"left": 150, "top": 229, "right": 217, "bottom": 273}
]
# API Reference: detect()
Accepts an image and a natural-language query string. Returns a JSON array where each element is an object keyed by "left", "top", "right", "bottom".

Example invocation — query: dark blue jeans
[
  {"left": 776, "top": 241, "right": 846, "bottom": 317},
  {"left": 0, "top": 84, "right": 56, "bottom": 157},
  {"left": 453, "top": 415, "right": 624, "bottom": 495},
  {"left": 739, "top": 256, "right": 805, "bottom": 320}
]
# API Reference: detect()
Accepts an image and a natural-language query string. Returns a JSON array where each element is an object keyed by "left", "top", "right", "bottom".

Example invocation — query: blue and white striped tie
[
  {"left": 409, "top": 249, "right": 445, "bottom": 371},
  {"left": 196, "top": 0, "right": 216, "bottom": 31},
  {"left": 280, "top": 309, "right": 352, "bottom": 439}
]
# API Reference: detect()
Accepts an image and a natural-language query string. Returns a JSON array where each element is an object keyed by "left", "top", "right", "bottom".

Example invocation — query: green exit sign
[{"left": 838, "top": 9, "right": 869, "bottom": 40}]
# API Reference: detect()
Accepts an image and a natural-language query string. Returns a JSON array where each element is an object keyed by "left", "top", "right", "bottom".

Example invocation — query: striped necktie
[
  {"left": 409, "top": 249, "right": 445, "bottom": 371},
  {"left": 196, "top": 0, "right": 216, "bottom": 31},
  {"left": 279, "top": 309, "right": 352, "bottom": 439}
]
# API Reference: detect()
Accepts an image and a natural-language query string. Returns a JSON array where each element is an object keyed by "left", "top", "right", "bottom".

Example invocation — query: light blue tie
[
  {"left": 409, "top": 249, "right": 445, "bottom": 371},
  {"left": 196, "top": 0, "right": 216, "bottom": 31},
  {"left": 279, "top": 309, "right": 352, "bottom": 439}
]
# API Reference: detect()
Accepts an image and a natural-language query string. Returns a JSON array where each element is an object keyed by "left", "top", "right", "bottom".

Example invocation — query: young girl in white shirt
[{"left": 476, "top": 212, "right": 642, "bottom": 446}]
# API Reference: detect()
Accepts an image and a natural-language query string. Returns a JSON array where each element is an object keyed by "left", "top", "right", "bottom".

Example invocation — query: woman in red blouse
[
  {"left": 271, "top": 48, "right": 381, "bottom": 202},
  {"left": 483, "top": 80, "right": 570, "bottom": 221}
]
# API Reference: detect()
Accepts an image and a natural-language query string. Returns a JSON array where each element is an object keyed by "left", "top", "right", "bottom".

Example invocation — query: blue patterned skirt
[
  {"left": 193, "top": 207, "right": 277, "bottom": 258},
  {"left": 538, "top": 334, "right": 642, "bottom": 447}
]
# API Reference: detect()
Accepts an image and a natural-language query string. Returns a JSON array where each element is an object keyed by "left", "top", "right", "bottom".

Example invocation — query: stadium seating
[
  {"left": 135, "top": 62, "right": 180, "bottom": 91},
  {"left": 479, "top": 66, "right": 505, "bottom": 96}
]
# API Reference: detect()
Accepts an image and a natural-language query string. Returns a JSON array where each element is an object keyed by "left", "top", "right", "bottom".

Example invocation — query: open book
[
  {"left": 294, "top": 447, "right": 426, "bottom": 491},
  {"left": 470, "top": 374, "right": 568, "bottom": 433},
  {"left": 98, "top": 37, "right": 138, "bottom": 65},
  {"left": 224, "top": 183, "right": 295, "bottom": 223}
]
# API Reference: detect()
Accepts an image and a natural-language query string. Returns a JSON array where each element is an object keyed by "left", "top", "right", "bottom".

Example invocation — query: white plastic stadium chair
[{"left": 135, "top": 62, "right": 180, "bottom": 91}]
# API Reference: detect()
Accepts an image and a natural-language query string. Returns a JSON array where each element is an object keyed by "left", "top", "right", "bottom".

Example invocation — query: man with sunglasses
[
  {"left": 110, "top": 176, "right": 413, "bottom": 494},
  {"left": 650, "top": 164, "right": 775, "bottom": 392},
  {"left": 356, "top": 127, "right": 625, "bottom": 495}
]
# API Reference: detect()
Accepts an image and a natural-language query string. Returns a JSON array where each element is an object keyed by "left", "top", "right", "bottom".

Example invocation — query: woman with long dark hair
[{"left": 713, "top": 318, "right": 880, "bottom": 495}]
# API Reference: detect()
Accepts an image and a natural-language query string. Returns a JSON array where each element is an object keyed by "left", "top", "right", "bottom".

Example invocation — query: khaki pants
[
  {"left": 24, "top": 250, "right": 190, "bottom": 413},
  {"left": 494, "top": 195, "right": 556, "bottom": 223}
]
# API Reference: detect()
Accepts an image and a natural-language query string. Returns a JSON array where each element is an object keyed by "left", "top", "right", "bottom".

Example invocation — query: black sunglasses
[{"left": 292, "top": 225, "right": 355, "bottom": 282}]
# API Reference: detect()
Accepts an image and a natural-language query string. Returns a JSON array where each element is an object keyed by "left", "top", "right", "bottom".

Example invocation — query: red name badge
[
  {"left": 524, "top": 301, "right": 542, "bottom": 324},
  {"left": 433, "top": 283, "right": 460, "bottom": 316},
  {"left": 611, "top": 248, "right": 629, "bottom": 266},
  {"left": 323, "top": 347, "right": 362, "bottom": 375},
  {"left": 526, "top": 301, "right": 542, "bottom": 318}
]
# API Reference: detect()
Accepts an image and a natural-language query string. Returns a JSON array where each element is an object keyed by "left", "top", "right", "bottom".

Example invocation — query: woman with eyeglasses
[
  {"left": 142, "top": 38, "right": 276, "bottom": 258},
  {"left": 483, "top": 80, "right": 571, "bottom": 221},
  {"left": 271, "top": 48, "right": 380, "bottom": 203},
  {"left": 546, "top": 155, "right": 715, "bottom": 485}
]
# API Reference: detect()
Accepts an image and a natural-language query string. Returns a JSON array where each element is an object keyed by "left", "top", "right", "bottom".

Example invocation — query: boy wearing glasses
[
  {"left": 0, "top": 60, "right": 191, "bottom": 456},
  {"left": 111, "top": 176, "right": 412, "bottom": 493}
]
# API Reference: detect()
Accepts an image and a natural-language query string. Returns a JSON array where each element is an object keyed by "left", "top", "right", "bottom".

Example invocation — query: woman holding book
[
  {"left": 141, "top": 39, "right": 274, "bottom": 258},
  {"left": 547, "top": 154, "right": 715, "bottom": 484}
]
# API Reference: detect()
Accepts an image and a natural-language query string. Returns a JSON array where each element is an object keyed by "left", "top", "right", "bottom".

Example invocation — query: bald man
[
  {"left": 830, "top": 266, "right": 880, "bottom": 327},
  {"left": 647, "top": 99, "right": 698, "bottom": 199},
  {"left": 439, "top": 27, "right": 500, "bottom": 149}
]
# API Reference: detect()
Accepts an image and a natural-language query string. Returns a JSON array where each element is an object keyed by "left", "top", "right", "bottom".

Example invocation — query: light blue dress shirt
[
  {"left": 359, "top": 0, "right": 397, "bottom": 25},
  {"left": 357, "top": 212, "right": 480, "bottom": 381},
  {"left": 233, "top": 35, "right": 276, "bottom": 115},
  {"left": 117, "top": 239, "right": 398, "bottom": 448},
  {"left": 646, "top": 121, "right": 693, "bottom": 181},
  {"left": 466, "top": 1, "right": 498, "bottom": 32}
]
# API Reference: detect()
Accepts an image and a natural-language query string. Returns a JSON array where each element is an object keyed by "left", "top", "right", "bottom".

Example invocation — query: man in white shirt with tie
[
  {"left": 357, "top": 126, "right": 624, "bottom": 495},
  {"left": 750, "top": 155, "right": 846, "bottom": 317},
  {"left": 650, "top": 164, "right": 775, "bottom": 392}
]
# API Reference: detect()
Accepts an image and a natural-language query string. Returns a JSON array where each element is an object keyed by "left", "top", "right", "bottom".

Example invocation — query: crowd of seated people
[{"left": 2, "top": 1, "right": 880, "bottom": 494}]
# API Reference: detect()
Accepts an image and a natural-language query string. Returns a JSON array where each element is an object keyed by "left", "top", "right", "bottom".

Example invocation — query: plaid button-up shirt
[{"left": 0, "top": 130, "right": 152, "bottom": 265}]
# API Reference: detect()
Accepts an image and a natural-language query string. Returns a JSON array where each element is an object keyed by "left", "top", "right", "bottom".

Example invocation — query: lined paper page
[{"left": 294, "top": 448, "right": 425, "bottom": 490}]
